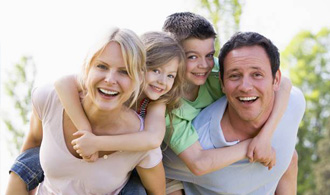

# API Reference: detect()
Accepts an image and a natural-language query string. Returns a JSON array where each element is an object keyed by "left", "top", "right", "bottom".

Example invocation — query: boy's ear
[{"left": 273, "top": 70, "right": 281, "bottom": 91}]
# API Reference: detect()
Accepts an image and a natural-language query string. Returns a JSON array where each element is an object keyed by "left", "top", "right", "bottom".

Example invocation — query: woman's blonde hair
[
  {"left": 141, "top": 31, "right": 185, "bottom": 113},
  {"left": 80, "top": 28, "right": 146, "bottom": 107}
]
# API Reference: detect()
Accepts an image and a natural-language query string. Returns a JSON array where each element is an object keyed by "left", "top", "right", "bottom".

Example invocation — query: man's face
[
  {"left": 221, "top": 45, "right": 281, "bottom": 123},
  {"left": 182, "top": 37, "right": 215, "bottom": 87}
]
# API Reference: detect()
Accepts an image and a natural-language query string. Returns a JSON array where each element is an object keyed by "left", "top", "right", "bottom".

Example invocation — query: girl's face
[
  {"left": 86, "top": 42, "right": 134, "bottom": 111},
  {"left": 144, "top": 58, "right": 179, "bottom": 100},
  {"left": 182, "top": 37, "right": 215, "bottom": 87}
]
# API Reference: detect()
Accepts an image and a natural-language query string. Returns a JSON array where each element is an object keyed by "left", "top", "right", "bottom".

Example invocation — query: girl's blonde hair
[
  {"left": 140, "top": 31, "right": 185, "bottom": 113},
  {"left": 141, "top": 32, "right": 186, "bottom": 146},
  {"left": 80, "top": 28, "right": 146, "bottom": 107}
]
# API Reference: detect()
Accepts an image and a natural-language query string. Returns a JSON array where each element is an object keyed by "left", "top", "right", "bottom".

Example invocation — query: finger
[
  {"left": 71, "top": 140, "right": 76, "bottom": 146},
  {"left": 247, "top": 148, "right": 254, "bottom": 162},
  {"left": 73, "top": 130, "right": 84, "bottom": 136}
]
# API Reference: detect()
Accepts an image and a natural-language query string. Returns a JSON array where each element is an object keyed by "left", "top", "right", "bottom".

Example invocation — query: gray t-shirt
[{"left": 163, "top": 87, "right": 305, "bottom": 195}]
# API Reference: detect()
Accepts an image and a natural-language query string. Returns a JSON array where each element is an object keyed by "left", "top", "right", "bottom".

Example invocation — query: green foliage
[
  {"left": 196, "top": 0, "right": 244, "bottom": 54},
  {"left": 281, "top": 27, "right": 330, "bottom": 195},
  {"left": 3, "top": 56, "right": 36, "bottom": 155}
]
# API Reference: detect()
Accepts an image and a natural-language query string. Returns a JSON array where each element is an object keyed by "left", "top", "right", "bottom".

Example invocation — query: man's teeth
[
  {"left": 239, "top": 97, "right": 257, "bottom": 101},
  {"left": 100, "top": 88, "right": 118, "bottom": 95}
]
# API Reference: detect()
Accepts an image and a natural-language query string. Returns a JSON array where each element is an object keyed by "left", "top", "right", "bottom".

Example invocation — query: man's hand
[
  {"left": 247, "top": 135, "right": 276, "bottom": 170},
  {"left": 72, "top": 130, "right": 99, "bottom": 162}
]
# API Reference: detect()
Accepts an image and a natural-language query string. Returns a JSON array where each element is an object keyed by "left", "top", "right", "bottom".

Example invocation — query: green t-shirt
[{"left": 164, "top": 60, "right": 224, "bottom": 154}]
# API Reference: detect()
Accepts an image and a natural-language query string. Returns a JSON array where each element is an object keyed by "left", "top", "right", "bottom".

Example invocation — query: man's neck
[{"left": 221, "top": 105, "right": 272, "bottom": 142}]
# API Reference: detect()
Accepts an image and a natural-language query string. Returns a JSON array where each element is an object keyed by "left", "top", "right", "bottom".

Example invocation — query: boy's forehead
[{"left": 182, "top": 37, "right": 215, "bottom": 53}]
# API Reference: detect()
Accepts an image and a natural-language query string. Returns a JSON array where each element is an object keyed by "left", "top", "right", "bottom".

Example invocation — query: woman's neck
[{"left": 82, "top": 97, "right": 126, "bottom": 132}]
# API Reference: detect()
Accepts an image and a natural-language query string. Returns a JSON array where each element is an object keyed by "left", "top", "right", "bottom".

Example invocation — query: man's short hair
[
  {"left": 218, "top": 32, "right": 280, "bottom": 81},
  {"left": 162, "top": 12, "right": 217, "bottom": 43}
]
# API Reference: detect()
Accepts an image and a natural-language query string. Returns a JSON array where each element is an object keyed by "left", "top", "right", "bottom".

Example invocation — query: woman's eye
[
  {"left": 153, "top": 69, "right": 160, "bottom": 74},
  {"left": 96, "top": 64, "right": 107, "bottom": 70},
  {"left": 119, "top": 70, "right": 129, "bottom": 75}
]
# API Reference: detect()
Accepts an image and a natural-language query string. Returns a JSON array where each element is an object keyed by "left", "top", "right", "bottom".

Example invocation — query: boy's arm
[
  {"left": 136, "top": 162, "right": 166, "bottom": 195},
  {"left": 54, "top": 74, "right": 92, "bottom": 131},
  {"left": 72, "top": 102, "right": 166, "bottom": 156},
  {"left": 178, "top": 139, "right": 251, "bottom": 176},
  {"left": 247, "top": 76, "right": 292, "bottom": 166}
]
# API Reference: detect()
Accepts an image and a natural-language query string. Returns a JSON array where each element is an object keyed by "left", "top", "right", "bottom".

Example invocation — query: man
[{"left": 163, "top": 32, "right": 305, "bottom": 194}]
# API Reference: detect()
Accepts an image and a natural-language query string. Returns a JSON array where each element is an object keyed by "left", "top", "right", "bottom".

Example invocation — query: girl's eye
[
  {"left": 153, "top": 69, "right": 160, "bottom": 74},
  {"left": 96, "top": 64, "right": 107, "bottom": 70},
  {"left": 168, "top": 74, "right": 176, "bottom": 79}
]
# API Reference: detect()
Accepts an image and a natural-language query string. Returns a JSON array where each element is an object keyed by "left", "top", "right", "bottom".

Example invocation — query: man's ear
[
  {"left": 219, "top": 73, "right": 226, "bottom": 94},
  {"left": 273, "top": 70, "right": 281, "bottom": 91}
]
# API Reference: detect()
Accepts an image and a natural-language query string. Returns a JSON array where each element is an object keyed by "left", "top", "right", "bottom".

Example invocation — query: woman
[{"left": 6, "top": 28, "right": 165, "bottom": 195}]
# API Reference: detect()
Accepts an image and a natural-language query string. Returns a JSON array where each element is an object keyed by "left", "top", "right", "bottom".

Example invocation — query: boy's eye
[
  {"left": 187, "top": 55, "right": 197, "bottom": 60},
  {"left": 153, "top": 69, "right": 160, "bottom": 74},
  {"left": 206, "top": 53, "right": 214, "bottom": 59},
  {"left": 96, "top": 64, "right": 108, "bottom": 70}
]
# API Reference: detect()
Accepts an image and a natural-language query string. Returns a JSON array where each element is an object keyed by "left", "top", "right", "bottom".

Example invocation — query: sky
[{"left": 1, "top": 0, "right": 329, "bottom": 193}]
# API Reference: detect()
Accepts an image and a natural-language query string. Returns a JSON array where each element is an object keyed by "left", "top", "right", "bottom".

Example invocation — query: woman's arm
[
  {"left": 72, "top": 102, "right": 166, "bottom": 156},
  {"left": 6, "top": 108, "right": 43, "bottom": 195},
  {"left": 246, "top": 76, "right": 292, "bottom": 167},
  {"left": 136, "top": 162, "right": 166, "bottom": 195},
  {"left": 54, "top": 74, "right": 92, "bottom": 131}
]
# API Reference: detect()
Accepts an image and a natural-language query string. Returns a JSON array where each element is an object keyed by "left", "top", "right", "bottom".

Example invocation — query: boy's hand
[
  {"left": 72, "top": 130, "right": 99, "bottom": 162},
  {"left": 247, "top": 135, "right": 276, "bottom": 170}
]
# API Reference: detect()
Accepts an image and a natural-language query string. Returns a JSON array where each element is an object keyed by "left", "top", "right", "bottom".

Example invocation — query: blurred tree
[
  {"left": 196, "top": 0, "right": 244, "bottom": 54},
  {"left": 281, "top": 28, "right": 330, "bottom": 195},
  {"left": 3, "top": 56, "right": 36, "bottom": 156}
]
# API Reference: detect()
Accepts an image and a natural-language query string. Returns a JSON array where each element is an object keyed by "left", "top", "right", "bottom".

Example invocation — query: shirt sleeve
[
  {"left": 31, "top": 84, "right": 54, "bottom": 120},
  {"left": 137, "top": 147, "right": 163, "bottom": 169},
  {"left": 164, "top": 113, "right": 199, "bottom": 155}
]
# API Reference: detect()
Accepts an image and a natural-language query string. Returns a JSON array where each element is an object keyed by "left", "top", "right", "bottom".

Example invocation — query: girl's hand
[
  {"left": 247, "top": 135, "right": 276, "bottom": 170},
  {"left": 72, "top": 130, "right": 99, "bottom": 162}
]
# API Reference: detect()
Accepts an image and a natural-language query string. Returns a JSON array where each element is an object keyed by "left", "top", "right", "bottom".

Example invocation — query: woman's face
[
  {"left": 144, "top": 58, "right": 179, "bottom": 100},
  {"left": 85, "top": 41, "right": 134, "bottom": 111}
]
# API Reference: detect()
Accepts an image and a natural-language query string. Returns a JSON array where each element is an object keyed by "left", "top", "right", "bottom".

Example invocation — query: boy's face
[{"left": 182, "top": 37, "right": 215, "bottom": 87}]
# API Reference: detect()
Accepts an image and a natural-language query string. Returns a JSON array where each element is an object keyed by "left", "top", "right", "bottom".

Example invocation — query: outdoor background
[{"left": 1, "top": 0, "right": 329, "bottom": 194}]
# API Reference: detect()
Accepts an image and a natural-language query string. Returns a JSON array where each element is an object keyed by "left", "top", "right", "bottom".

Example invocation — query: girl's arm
[
  {"left": 136, "top": 162, "right": 166, "bottom": 195},
  {"left": 72, "top": 102, "right": 166, "bottom": 157},
  {"left": 54, "top": 75, "right": 92, "bottom": 131},
  {"left": 247, "top": 76, "right": 292, "bottom": 167}
]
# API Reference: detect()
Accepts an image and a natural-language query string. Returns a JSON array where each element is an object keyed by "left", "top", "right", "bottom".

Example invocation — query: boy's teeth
[
  {"left": 100, "top": 88, "right": 118, "bottom": 95},
  {"left": 239, "top": 97, "right": 257, "bottom": 101}
]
